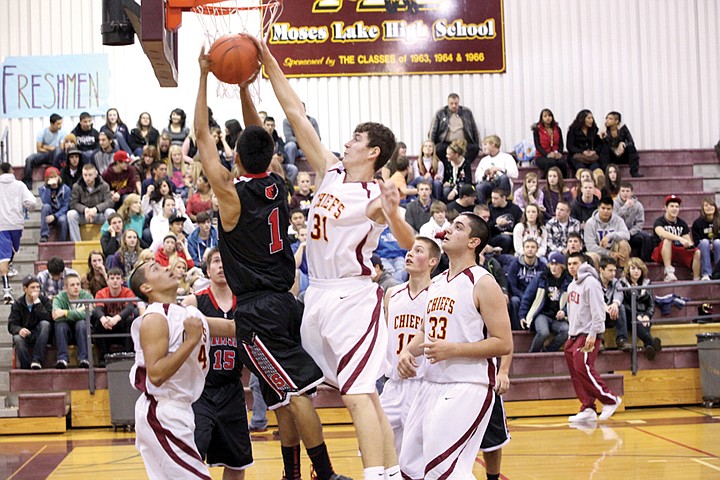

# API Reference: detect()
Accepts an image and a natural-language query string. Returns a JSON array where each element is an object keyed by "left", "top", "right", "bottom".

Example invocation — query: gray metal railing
[{"left": 618, "top": 279, "right": 720, "bottom": 375}]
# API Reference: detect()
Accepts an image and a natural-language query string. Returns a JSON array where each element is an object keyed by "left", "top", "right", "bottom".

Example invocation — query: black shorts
[
  {"left": 192, "top": 382, "right": 253, "bottom": 469},
  {"left": 234, "top": 291, "right": 324, "bottom": 410},
  {"left": 480, "top": 392, "right": 511, "bottom": 452}
]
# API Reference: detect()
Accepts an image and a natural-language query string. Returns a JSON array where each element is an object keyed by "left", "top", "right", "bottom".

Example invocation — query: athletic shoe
[
  {"left": 3, "top": 288, "right": 12, "bottom": 304},
  {"left": 7, "top": 265, "right": 18, "bottom": 277},
  {"left": 79, "top": 359, "right": 90, "bottom": 368},
  {"left": 599, "top": 397, "right": 622, "bottom": 421},
  {"left": 39, "top": 236, "right": 48, "bottom": 243},
  {"left": 616, "top": 338, "right": 633, "bottom": 352},
  {"left": 664, "top": 268, "right": 677, "bottom": 282},
  {"left": 701, "top": 275, "right": 711, "bottom": 281},
  {"left": 30, "top": 362, "right": 42, "bottom": 370},
  {"left": 644, "top": 343, "right": 657, "bottom": 361},
  {"left": 55, "top": 360, "right": 68, "bottom": 369},
  {"left": 249, "top": 425, "right": 268, "bottom": 433},
  {"left": 568, "top": 408, "right": 597, "bottom": 423}
]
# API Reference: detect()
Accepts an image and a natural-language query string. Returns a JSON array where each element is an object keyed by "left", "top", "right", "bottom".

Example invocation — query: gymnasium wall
[{"left": 0, "top": 0, "right": 718, "bottom": 166}]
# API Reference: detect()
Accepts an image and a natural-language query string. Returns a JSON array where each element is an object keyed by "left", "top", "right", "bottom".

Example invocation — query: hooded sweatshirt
[
  {"left": 567, "top": 263, "right": 606, "bottom": 336},
  {"left": 584, "top": 210, "right": 630, "bottom": 256},
  {"left": 613, "top": 195, "right": 645, "bottom": 236},
  {"left": 0, "top": 173, "right": 37, "bottom": 231}
]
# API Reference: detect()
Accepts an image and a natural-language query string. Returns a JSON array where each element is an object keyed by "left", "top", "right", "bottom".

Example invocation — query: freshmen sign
[
  {"left": 1, "top": 54, "right": 109, "bottom": 119},
  {"left": 266, "top": 0, "right": 505, "bottom": 77}
]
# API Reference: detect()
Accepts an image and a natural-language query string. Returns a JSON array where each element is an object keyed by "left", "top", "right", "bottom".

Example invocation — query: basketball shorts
[
  {"left": 135, "top": 394, "right": 211, "bottom": 480},
  {"left": 651, "top": 240, "right": 696, "bottom": 269},
  {"left": 379, "top": 377, "right": 423, "bottom": 455},
  {"left": 192, "top": 382, "right": 253, "bottom": 470},
  {"left": 302, "top": 277, "right": 389, "bottom": 395},
  {"left": 479, "top": 392, "right": 511, "bottom": 452},
  {"left": 0, "top": 230, "right": 21, "bottom": 262},
  {"left": 399, "top": 381, "right": 495, "bottom": 480},
  {"left": 234, "top": 291, "right": 324, "bottom": 410}
]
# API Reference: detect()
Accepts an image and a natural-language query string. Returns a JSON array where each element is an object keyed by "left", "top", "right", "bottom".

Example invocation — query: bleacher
[{"left": 0, "top": 149, "right": 719, "bottom": 434}]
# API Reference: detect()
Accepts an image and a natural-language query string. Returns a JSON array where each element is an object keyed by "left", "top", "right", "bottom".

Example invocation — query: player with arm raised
[
  {"left": 261, "top": 40, "right": 415, "bottom": 480},
  {"left": 262, "top": 39, "right": 414, "bottom": 480},
  {"left": 195, "top": 47, "right": 347, "bottom": 480},
  {"left": 397, "top": 213, "right": 513, "bottom": 479}
]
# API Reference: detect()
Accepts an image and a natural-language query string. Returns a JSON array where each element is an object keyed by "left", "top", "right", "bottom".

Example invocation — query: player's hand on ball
[
  {"left": 422, "top": 338, "right": 456, "bottom": 363},
  {"left": 495, "top": 372, "right": 510, "bottom": 395},
  {"left": 198, "top": 47, "right": 212, "bottom": 75},
  {"left": 184, "top": 316, "right": 204, "bottom": 343},
  {"left": 397, "top": 349, "right": 418, "bottom": 379}
]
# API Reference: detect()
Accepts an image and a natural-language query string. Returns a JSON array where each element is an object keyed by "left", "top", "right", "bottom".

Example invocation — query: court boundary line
[
  {"left": 6, "top": 445, "right": 47, "bottom": 480},
  {"left": 633, "top": 426, "right": 719, "bottom": 458}
]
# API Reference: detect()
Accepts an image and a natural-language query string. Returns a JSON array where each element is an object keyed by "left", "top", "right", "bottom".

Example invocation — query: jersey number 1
[{"left": 268, "top": 207, "right": 284, "bottom": 254}]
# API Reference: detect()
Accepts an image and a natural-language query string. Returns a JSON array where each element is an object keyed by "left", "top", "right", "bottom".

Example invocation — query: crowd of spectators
[{"left": 10, "top": 99, "right": 719, "bottom": 368}]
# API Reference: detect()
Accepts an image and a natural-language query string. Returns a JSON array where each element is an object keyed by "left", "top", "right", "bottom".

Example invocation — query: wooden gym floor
[{"left": 2, "top": 406, "right": 719, "bottom": 479}]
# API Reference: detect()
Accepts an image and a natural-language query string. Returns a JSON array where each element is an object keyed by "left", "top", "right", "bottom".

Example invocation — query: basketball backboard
[{"left": 103, "top": 0, "right": 179, "bottom": 87}]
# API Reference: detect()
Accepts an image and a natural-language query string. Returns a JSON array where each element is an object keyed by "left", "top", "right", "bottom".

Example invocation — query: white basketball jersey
[
  {"left": 130, "top": 303, "right": 210, "bottom": 403},
  {"left": 306, "top": 162, "right": 385, "bottom": 279},
  {"left": 423, "top": 265, "right": 496, "bottom": 386},
  {"left": 385, "top": 282, "right": 428, "bottom": 381}
]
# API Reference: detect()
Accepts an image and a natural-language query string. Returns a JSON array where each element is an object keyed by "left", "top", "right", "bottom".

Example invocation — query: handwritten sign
[
  {"left": 265, "top": 0, "right": 505, "bottom": 77},
  {"left": 1, "top": 54, "right": 109, "bottom": 118}
]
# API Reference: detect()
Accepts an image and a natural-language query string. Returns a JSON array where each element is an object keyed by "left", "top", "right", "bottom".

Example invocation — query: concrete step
[
  {"left": 0, "top": 371, "right": 9, "bottom": 391},
  {"left": 633, "top": 191, "right": 710, "bottom": 210},
  {"left": 0, "top": 405, "right": 19, "bottom": 418},
  {"left": 10, "top": 368, "right": 108, "bottom": 392}
]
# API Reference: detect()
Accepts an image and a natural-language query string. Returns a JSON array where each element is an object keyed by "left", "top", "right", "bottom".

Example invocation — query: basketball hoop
[{"left": 190, "top": 0, "right": 283, "bottom": 98}]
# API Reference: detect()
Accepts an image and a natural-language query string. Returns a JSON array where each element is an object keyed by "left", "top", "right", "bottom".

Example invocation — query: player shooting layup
[
  {"left": 398, "top": 213, "right": 512, "bottom": 479},
  {"left": 195, "top": 49, "right": 347, "bottom": 480},
  {"left": 261, "top": 41, "right": 415, "bottom": 480}
]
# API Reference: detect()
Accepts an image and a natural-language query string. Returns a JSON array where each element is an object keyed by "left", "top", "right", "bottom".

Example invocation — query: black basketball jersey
[
  {"left": 218, "top": 172, "right": 295, "bottom": 296},
  {"left": 196, "top": 287, "right": 241, "bottom": 387}
]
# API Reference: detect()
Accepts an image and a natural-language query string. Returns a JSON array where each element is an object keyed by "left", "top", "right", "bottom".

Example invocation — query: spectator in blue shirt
[
  {"left": 187, "top": 211, "right": 218, "bottom": 268},
  {"left": 23, "top": 113, "right": 66, "bottom": 189}
]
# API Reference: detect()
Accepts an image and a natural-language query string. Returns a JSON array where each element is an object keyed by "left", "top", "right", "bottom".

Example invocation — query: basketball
[{"left": 208, "top": 34, "right": 260, "bottom": 85}]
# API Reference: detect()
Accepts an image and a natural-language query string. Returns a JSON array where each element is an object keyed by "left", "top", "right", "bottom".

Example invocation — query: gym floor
[{"left": 2, "top": 406, "right": 719, "bottom": 479}]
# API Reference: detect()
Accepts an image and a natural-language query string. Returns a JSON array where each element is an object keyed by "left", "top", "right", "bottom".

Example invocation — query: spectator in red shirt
[
  {"left": 155, "top": 233, "right": 195, "bottom": 269},
  {"left": 185, "top": 175, "right": 213, "bottom": 222},
  {"left": 92, "top": 268, "right": 137, "bottom": 364}
]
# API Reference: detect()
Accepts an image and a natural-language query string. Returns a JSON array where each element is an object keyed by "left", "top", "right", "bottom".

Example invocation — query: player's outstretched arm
[
  {"left": 195, "top": 48, "right": 241, "bottom": 229},
  {"left": 205, "top": 317, "right": 236, "bottom": 338},
  {"left": 240, "top": 84, "right": 262, "bottom": 128},
  {"left": 141, "top": 313, "right": 202, "bottom": 387},
  {"left": 259, "top": 41, "right": 335, "bottom": 181}
]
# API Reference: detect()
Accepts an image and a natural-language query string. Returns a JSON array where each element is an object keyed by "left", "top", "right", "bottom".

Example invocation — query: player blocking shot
[
  {"left": 128, "top": 261, "right": 236, "bottom": 480},
  {"left": 379, "top": 237, "right": 440, "bottom": 455},
  {"left": 261, "top": 39, "right": 416, "bottom": 480},
  {"left": 397, "top": 213, "right": 513, "bottom": 479},
  {"left": 195, "top": 45, "right": 349, "bottom": 480}
]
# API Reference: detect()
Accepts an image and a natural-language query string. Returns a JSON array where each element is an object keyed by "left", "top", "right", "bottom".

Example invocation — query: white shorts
[
  {"left": 399, "top": 381, "right": 495, "bottom": 480},
  {"left": 379, "top": 377, "right": 423, "bottom": 455},
  {"left": 302, "top": 277, "right": 389, "bottom": 395},
  {"left": 135, "top": 395, "right": 211, "bottom": 480}
]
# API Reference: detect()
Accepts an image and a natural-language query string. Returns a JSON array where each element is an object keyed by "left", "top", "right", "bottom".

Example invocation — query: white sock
[
  {"left": 385, "top": 465, "right": 401, "bottom": 479},
  {"left": 364, "top": 466, "right": 385, "bottom": 480}
]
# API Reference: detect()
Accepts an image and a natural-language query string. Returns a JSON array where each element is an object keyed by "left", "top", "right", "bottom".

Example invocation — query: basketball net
[{"left": 192, "top": 0, "right": 283, "bottom": 99}]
